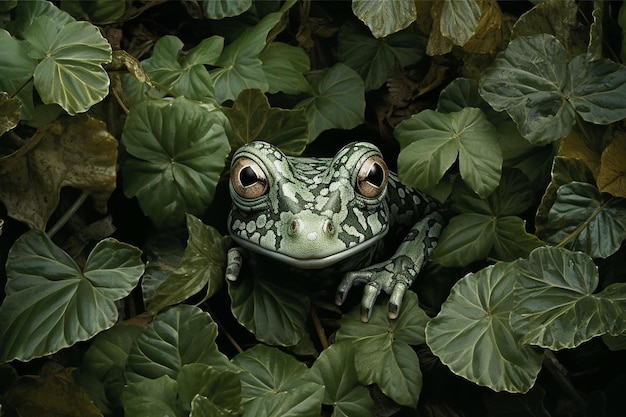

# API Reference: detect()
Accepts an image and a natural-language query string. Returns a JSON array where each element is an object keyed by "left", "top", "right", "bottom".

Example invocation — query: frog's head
[{"left": 228, "top": 141, "right": 390, "bottom": 269}]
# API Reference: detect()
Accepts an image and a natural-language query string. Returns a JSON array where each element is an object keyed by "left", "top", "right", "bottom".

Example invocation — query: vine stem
[
  {"left": 46, "top": 191, "right": 90, "bottom": 238},
  {"left": 543, "top": 349, "right": 587, "bottom": 410}
]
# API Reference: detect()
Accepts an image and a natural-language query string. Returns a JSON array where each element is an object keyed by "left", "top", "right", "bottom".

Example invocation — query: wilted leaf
[
  {"left": 147, "top": 214, "right": 228, "bottom": 314},
  {"left": 542, "top": 182, "right": 626, "bottom": 258},
  {"left": 296, "top": 63, "right": 365, "bottom": 141},
  {"left": 0, "top": 230, "right": 144, "bottom": 363},
  {"left": 395, "top": 107, "right": 501, "bottom": 198},
  {"left": 426, "top": 261, "right": 544, "bottom": 393},
  {"left": 0, "top": 92, "right": 22, "bottom": 135},
  {"left": 203, "top": 0, "right": 251, "bottom": 19},
  {"left": 5, "top": 368, "right": 102, "bottom": 417},
  {"left": 597, "top": 131, "right": 626, "bottom": 198},
  {"left": 121, "top": 97, "right": 230, "bottom": 228},
  {"left": 233, "top": 344, "right": 324, "bottom": 417},
  {"left": 512, "top": 246, "right": 626, "bottom": 349},
  {"left": 260, "top": 42, "right": 311, "bottom": 95},
  {"left": 222, "top": 89, "right": 308, "bottom": 155},
  {"left": 459, "top": 0, "right": 504, "bottom": 54},
  {"left": 351, "top": 0, "right": 416, "bottom": 39},
  {"left": 24, "top": 16, "right": 112, "bottom": 115},
  {"left": 0, "top": 115, "right": 117, "bottom": 230},
  {"left": 587, "top": 0, "right": 605, "bottom": 62},
  {"left": 336, "top": 291, "right": 428, "bottom": 407}
]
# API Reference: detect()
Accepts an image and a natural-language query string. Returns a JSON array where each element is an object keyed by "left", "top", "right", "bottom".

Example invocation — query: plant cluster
[{"left": 0, "top": 1, "right": 625, "bottom": 416}]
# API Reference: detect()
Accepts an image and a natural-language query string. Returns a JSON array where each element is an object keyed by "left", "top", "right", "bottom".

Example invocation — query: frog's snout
[{"left": 286, "top": 215, "right": 336, "bottom": 243}]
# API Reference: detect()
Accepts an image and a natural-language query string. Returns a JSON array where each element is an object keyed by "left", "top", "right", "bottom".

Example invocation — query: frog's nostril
[{"left": 288, "top": 219, "right": 299, "bottom": 235}]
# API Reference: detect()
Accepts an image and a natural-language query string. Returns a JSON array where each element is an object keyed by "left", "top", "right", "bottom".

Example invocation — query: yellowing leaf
[
  {"left": 0, "top": 115, "right": 117, "bottom": 230},
  {"left": 597, "top": 131, "right": 626, "bottom": 198},
  {"left": 0, "top": 91, "right": 21, "bottom": 135},
  {"left": 558, "top": 130, "right": 602, "bottom": 177},
  {"left": 5, "top": 368, "right": 102, "bottom": 417}
]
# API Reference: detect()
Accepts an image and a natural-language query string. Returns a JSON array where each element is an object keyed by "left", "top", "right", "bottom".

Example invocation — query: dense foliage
[{"left": 1, "top": 1, "right": 625, "bottom": 416}]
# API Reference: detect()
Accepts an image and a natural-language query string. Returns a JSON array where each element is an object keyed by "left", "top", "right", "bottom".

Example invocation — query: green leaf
[
  {"left": 0, "top": 30, "right": 38, "bottom": 119},
  {"left": 62, "top": 0, "right": 130, "bottom": 24},
  {"left": 351, "top": 0, "right": 416, "bottom": 38},
  {"left": 440, "top": 0, "right": 482, "bottom": 46},
  {"left": 227, "top": 274, "right": 309, "bottom": 347},
  {"left": 202, "top": 0, "right": 251, "bottom": 19},
  {"left": 178, "top": 364, "right": 242, "bottom": 415},
  {"left": 126, "top": 305, "right": 232, "bottom": 383},
  {"left": 491, "top": 216, "right": 544, "bottom": 261},
  {"left": 512, "top": 247, "right": 626, "bottom": 349},
  {"left": 310, "top": 342, "right": 375, "bottom": 417},
  {"left": 336, "top": 291, "right": 428, "bottom": 407},
  {"left": 395, "top": 107, "right": 501, "bottom": 198},
  {"left": 8, "top": 0, "right": 75, "bottom": 38},
  {"left": 141, "top": 35, "right": 224, "bottom": 102},
  {"left": 260, "top": 42, "right": 311, "bottom": 95},
  {"left": 296, "top": 63, "right": 365, "bottom": 141},
  {"left": 147, "top": 214, "right": 228, "bottom": 314},
  {"left": 211, "top": 0, "right": 295, "bottom": 102},
  {"left": 479, "top": 34, "right": 575, "bottom": 144},
  {"left": 542, "top": 182, "right": 626, "bottom": 258},
  {"left": 233, "top": 345, "right": 324, "bottom": 417},
  {"left": 222, "top": 89, "right": 308, "bottom": 155},
  {"left": 338, "top": 21, "right": 424, "bottom": 91},
  {"left": 431, "top": 213, "right": 494, "bottom": 266},
  {"left": 0, "top": 230, "right": 144, "bottom": 362},
  {"left": 121, "top": 97, "right": 230, "bottom": 228},
  {"left": 123, "top": 375, "right": 181, "bottom": 417},
  {"left": 426, "top": 261, "right": 544, "bottom": 393},
  {"left": 24, "top": 16, "right": 112, "bottom": 115}
]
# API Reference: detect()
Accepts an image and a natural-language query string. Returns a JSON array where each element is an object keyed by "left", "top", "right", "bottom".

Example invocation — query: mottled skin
[{"left": 226, "top": 141, "right": 445, "bottom": 321}]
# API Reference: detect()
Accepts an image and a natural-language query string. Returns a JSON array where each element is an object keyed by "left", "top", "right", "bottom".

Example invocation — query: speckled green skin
[{"left": 226, "top": 141, "right": 445, "bottom": 321}]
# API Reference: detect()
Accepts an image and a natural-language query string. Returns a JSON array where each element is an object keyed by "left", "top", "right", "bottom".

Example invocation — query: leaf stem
[
  {"left": 543, "top": 350, "right": 587, "bottom": 410},
  {"left": 46, "top": 191, "right": 90, "bottom": 238},
  {"left": 11, "top": 76, "right": 34, "bottom": 99},
  {"left": 311, "top": 307, "right": 329, "bottom": 349}
]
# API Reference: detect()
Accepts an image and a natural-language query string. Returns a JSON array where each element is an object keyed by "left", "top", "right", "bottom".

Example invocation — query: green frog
[{"left": 225, "top": 141, "right": 445, "bottom": 322}]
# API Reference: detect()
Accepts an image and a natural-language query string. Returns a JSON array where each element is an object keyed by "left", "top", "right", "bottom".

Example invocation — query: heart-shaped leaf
[
  {"left": 336, "top": 291, "right": 428, "bottom": 407},
  {"left": 351, "top": 0, "right": 416, "bottom": 38},
  {"left": 121, "top": 97, "right": 230, "bottom": 228},
  {"left": 426, "top": 261, "right": 544, "bottom": 393},
  {"left": 0, "top": 230, "right": 144, "bottom": 363},
  {"left": 512, "top": 246, "right": 626, "bottom": 349},
  {"left": 24, "top": 16, "right": 112, "bottom": 115}
]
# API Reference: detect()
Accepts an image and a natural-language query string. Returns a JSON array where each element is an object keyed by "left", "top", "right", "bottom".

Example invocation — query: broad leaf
[
  {"left": 178, "top": 364, "right": 242, "bottom": 415},
  {"left": 126, "top": 305, "right": 232, "bottom": 383},
  {"left": 147, "top": 214, "right": 228, "bottom": 314},
  {"left": 141, "top": 35, "right": 224, "bottom": 102},
  {"left": 260, "top": 42, "right": 310, "bottom": 95},
  {"left": 202, "top": 0, "right": 251, "bottom": 19},
  {"left": 310, "top": 342, "right": 375, "bottom": 417},
  {"left": 222, "top": 88, "right": 308, "bottom": 155},
  {"left": 336, "top": 291, "right": 428, "bottom": 407},
  {"left": 233, "top": 344, "right": 324, "bottom": 417},
  {"left": 431, "top": 213, "right": 494, "bottom": 266},
  {"left": 62, "top": 0, "right": 130, "bottom": 24},
  {"left": 24, "top": 16, "right": 112, "bottom": 115},
  {"left": 351, "top": 0, "right": 416, "bottom": 38},
  {"left": 121, "top": 97, "right": 230, "bottom": 228},
  {"left": 227, "top": 273, "right": 309, "bottom": 347},
  {"left": 0, "top": 31, "right": 36, "bottom": 119},
  {"left": 296, "top": 63, "right": 365, "bottom": 141},
  {"left": 0, "top": 230, "right": 144, "bottom": 362},
  {"left": 512, "top": 247, "right": 626, "bottom": 349},
  {"left": 395, "top": 107, "right": 501, "bottom": 198},
  {"left": 123, "top": 375, "right": 181, "bottom": 417},
  {"left": 542, "top": 182, "right": 626, "bottom": 258},
  {"left": 8, "top": 0, "right": 75, "bottom": 38},
  {"left": 426, "top": 262, "right": 544, "bottom": 393},
  {"left": 338, "top": 21, "right": 424, "bottom": 91},
  {"left": 440, "top": 0, "right": 482, "bottom": 46},
  {"left": 0, "top": 115, "right": 118, "bottom": 230},
  {"left": 597, "top": 131, "right": 626, "bottom": 198}
]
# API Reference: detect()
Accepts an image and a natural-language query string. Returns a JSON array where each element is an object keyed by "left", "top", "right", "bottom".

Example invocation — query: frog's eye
[
  {"left": 231, "top": 157, "right": 268, "bottom": 199},
  {"left": 357, "top": 155, "right": 388, "bottom": 198}
]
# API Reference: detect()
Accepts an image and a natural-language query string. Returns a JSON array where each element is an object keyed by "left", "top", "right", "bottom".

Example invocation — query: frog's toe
[
  {"left": 360, "top": 282, "right": 381, "bottom": 322},
  {"left": 388, "top": 281, "right": 408, "bottom": 319}
]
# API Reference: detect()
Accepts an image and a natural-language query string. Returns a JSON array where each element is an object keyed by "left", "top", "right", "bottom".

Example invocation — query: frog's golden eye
[
  {"left": 231, "top": 157, "right": 268, "bottom": 199},
  {"left": 357, "top": 155, "right": 388, "bottom": 198}
]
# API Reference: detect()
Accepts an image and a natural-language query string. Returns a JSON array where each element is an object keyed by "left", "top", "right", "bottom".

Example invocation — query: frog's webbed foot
[
  {"left": 225, "top": 247, "right": 245, "bottom": 282},
  {"left": 336, "top": 255, "right": 417, "bottom": 322}
]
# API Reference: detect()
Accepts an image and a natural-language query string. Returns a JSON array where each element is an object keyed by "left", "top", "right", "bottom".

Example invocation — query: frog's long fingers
[
  {"left": 388, "top": 281, "right": 408, "bottom": 319},
  {"left": 335, "top": 273, "right": 357, "bottom": 305},
  {"left": 360, "top": 282, "right": 381, "bottom": 322},
  {"left": 225, "top": 247, "right": 244, "bottom": 281}
]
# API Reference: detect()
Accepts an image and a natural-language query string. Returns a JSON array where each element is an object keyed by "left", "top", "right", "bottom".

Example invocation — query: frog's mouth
[{"left": 230, "top": 233, "right": 386, "bottom": 270}]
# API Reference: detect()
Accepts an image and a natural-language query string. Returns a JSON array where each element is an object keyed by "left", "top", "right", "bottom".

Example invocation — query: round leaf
[
  {"left": 426, "top": 262, "right": 544, "bottom": 393},
  {"left": 24, "top": 16, "right": 112, "bottom": 115},
  {"left": 121, "top": 97, "right": 230, "bottom": 228},
  {"left": 0, "top": 230, "right": 144, "bottom": 362},
  {"left": 351, "top": 0, "right": 416, "bottom": 38},
  {"left": 125, "top": 305, "right": 232, "bottom": 383}
]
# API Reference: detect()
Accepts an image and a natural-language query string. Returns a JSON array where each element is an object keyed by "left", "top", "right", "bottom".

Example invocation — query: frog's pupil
[
  {"left": 367, "top": 163, "right": 384, "bottom": 186},
  {"left": 240, "top": 166, "right": 258, "bottom": 187}
]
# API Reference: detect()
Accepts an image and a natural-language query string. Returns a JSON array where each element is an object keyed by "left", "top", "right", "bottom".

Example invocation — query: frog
[{"left": 225, "top": 141, "right": 445, "bottom": 322}]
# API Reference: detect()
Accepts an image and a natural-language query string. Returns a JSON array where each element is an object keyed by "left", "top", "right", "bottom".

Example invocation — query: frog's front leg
[{"left": 336, "top": 211, "right": 445, "bottom": 322}]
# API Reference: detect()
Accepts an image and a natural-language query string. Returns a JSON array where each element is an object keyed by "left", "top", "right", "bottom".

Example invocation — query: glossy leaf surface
[{"left": 351, "top": 0, "right": 416, "bottom": 38}]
